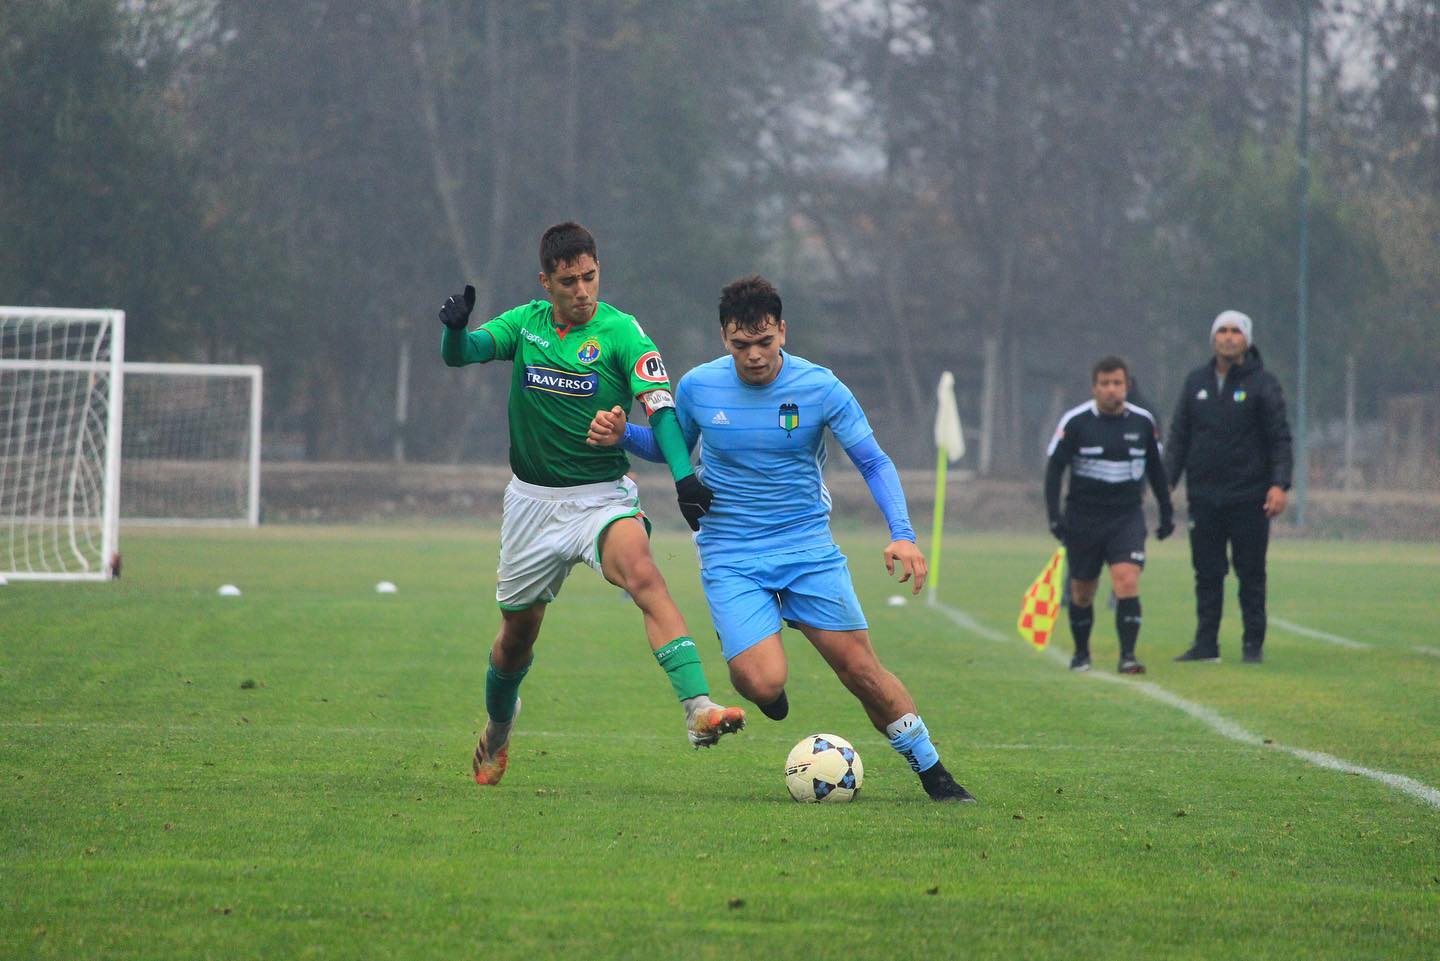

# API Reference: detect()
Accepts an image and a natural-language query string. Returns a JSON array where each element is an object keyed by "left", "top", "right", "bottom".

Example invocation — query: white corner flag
[
  {"left": 929, "top": 372, "right": 964, "bottom": 603},
  {"left": 934, "top": 371, "right": 965, "bottom": 463}
]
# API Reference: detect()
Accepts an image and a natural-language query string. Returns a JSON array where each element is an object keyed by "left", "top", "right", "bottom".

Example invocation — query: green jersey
[{"left": 474, "top": 299, "right": 673, "bottom": 487}]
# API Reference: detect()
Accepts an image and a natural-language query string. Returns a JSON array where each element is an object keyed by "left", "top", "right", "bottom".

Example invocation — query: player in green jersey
[{"left": 437, "top": 222, "right": 744, "bottom": 786}]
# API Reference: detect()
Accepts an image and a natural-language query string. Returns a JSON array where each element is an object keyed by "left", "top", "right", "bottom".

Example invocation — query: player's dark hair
[
  {"left": 718, "top": 275, "right": 783, "bottom": 334},
  {"left": 539, "top": 222, "right": 597, "bottom": 274},
  {"left": 1092, "top": 355, "right": 1129, "bottom": 382}
]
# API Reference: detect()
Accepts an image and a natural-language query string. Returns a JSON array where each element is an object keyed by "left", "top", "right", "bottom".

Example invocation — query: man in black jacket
[{"left": 1166, "top": 311, "right": 1293, "bottom": 664}]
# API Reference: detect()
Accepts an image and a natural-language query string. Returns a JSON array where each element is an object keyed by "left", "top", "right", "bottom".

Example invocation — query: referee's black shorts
[{"left": 1064, "top": 507, "right": 1147, "bottom": 581}]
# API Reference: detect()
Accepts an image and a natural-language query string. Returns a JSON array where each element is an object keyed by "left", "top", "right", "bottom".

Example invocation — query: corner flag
[
  {"left": 933, "top": 371, "right": 965, "bottom": 462},
  {"left": 928, "top": 372, "right": 964, "bottom": 603},
  {"left": 1017, "top": 548, "right": 1066, "bottom": 649}
]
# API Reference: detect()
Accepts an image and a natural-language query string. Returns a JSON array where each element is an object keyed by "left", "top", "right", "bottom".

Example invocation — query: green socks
[
  {"left": 489, "top": 638, "right": 707, "bottom": 718},
  {"left": 653, "top": 636, "right": 709, "bottom": 702},
  {"left": 485, "top": 657, "right": 530, "bottom": 724}
]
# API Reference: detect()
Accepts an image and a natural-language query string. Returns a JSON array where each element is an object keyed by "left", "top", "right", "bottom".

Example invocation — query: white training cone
[
  {"left": 375, "top": 581, "right": 398, "bottom": 594},
  {"left": 217, "top": 584, "right": 242, "bottom": 597}
]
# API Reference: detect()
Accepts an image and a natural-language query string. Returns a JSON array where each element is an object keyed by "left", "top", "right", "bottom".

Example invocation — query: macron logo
[{"left": 710, "top": 411, "right": 730, "bottom": 425}]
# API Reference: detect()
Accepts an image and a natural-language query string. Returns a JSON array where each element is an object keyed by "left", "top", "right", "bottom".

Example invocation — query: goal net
[
  {"left": 121, "top": 363, "right": 262, "bottom": 527},
  {"left": 0, "top": 307, "right": 124, "bottom": 581}
]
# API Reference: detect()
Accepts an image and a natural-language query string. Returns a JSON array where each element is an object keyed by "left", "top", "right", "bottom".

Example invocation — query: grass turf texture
[{"left": 2, "top": 526, "right": 1437, "bottom": 960}]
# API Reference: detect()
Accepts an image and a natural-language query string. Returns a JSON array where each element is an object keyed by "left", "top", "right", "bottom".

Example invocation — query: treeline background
[{"left": 3, "top": 0, "right": 1436, "bottom": 484}]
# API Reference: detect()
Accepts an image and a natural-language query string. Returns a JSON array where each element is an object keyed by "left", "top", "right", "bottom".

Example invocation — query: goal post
[
  {"left": 120, "top": 362, "right": 263, "bottom": 527},
  {"left": 3, "top": 307, "right": 266, "bottom": 581},
  {"left": 0, "top": 306, "right": 125, "bottom": 581}
]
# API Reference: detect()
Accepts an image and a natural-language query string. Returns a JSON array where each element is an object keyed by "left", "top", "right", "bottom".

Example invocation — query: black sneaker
[
  {"left": 1242, "top": 646, "right": 1264, "bottom": 664},
  {"left": 1069, "top": 653, "right": 1092, "bottom": 672},
  {"left": 1117, "top": 656, "right": 1146, "bottom": 674},
  {"left": 1173, "top": 646, "right": 1221, "bottom": 663},
  {"left": 919, "top": 765, "right": 978, "bottom": 803}
]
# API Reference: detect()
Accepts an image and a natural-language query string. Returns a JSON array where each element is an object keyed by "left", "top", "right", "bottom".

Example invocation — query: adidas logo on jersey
[{"left": 710, "top": 411, "right": 730, "bottom": 425}]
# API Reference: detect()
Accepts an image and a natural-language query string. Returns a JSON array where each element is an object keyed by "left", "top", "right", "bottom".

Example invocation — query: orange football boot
[
  {"left": 687, "top": 704, "right": 746, "bottom": 748},
  {"left": 473, "top": 736, "right": 509, "bottom": 785}
]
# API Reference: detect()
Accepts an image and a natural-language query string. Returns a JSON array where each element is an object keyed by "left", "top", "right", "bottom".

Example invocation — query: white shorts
[{"left": 495, "top": 475, "right": 648, "bottom": 610}]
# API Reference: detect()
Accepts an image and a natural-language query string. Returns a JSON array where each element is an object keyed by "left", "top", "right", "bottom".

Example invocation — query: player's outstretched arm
[
  {"left": 438, "top": 284, "right": 497, "bottom": 366},
  {"left": 843, "top": 435, "right": 927, "bottom": 593},
  {"left": 844, "top": 435, "right": 915, "bottom": 542}
]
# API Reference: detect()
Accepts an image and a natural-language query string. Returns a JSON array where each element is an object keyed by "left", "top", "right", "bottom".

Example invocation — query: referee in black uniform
[
  {"left": 1166, "top": 310, "right": 1293, "bottom": 664},
  {"left": 1045, "top": 356, "right": 1174, "bottom": 673}
]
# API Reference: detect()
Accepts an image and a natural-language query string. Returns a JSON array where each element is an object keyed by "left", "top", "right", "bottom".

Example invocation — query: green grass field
[{"left": 3, "top": 526, "right": 1437, "bottom": 960}]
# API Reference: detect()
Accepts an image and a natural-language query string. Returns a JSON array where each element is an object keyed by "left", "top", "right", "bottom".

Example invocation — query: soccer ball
[{"left": 784, "top": 733, "right": 863, "bottom": 803}]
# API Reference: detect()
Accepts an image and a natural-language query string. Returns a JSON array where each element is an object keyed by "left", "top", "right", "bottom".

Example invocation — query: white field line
[
  {"left": 1270, "top": 617, "right": 1372, "bottom": 650},
  {"left": 930, "top": 599, "right": 1440, "bottom": 810},
  {"left": 926, "top": 597, "right": 1010, "bottom": 642},
  {"left": 1412, "top": 646, "right": 1440, "bottom": 659}
]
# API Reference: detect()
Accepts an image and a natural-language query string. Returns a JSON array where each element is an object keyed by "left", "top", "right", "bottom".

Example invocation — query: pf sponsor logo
[
  {"left": 523, "top": 366, "right": 598, "bottom": 397},
  {"left": 634, "top": 351, "right": 668, "bottom": 384}
]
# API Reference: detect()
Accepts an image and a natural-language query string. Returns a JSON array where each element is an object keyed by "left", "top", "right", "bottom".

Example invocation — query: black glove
[
  {"left": 1048, "top": 517, "right": 1068, "bottom": 543},
  {"left": 439, "top": 284, "right": 476, "bottom": 330},
  {"left": 675, "top": 474, "right": 714, "bottom": 532},
  {"left": 1156, "top": 516, "right": 1175, "bottom": 541}
]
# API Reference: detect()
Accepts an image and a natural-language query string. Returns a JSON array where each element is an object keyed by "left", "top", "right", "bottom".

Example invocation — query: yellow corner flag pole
[{"left": 929, "top": 372, "right": 965, "bottom": 605}]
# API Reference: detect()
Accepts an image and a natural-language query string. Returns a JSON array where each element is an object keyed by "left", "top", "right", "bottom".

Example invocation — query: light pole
[{"left": 1293, "top": 0, "right": 1312, "bottom": 526}]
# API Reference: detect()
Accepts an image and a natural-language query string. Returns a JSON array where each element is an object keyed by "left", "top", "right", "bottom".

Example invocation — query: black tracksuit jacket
[{"left": 1164, "top": 346, "right": 1294, "bottom": 507}]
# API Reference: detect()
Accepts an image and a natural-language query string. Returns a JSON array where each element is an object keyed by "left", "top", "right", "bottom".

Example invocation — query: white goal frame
[
  {"left": 3, "top": 307, "right": 265, "bottom": 582},
  {"left": 121, "top": 362, "right": 263, "bottom": 528},
  {"left": 0, "top": 306, "right": 125, "bottom": 581}
]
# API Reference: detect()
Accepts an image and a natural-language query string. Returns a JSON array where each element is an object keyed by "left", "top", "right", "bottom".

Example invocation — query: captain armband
[{"left": 640, "top": 389, "right": 675, "bottom": 417}]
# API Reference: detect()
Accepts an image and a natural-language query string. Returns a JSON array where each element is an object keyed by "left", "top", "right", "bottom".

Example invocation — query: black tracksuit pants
[{"left": 1188, "top": 499, "right": 1271, "bottom": 653}]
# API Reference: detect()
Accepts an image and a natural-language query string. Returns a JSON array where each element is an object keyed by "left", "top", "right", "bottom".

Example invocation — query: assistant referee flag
[{"left": 1017, "top": 547, "right": 1066, "bottom": 649}]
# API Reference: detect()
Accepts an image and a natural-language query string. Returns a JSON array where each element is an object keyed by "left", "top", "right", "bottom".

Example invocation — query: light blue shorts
[{"left": 700, "top": 544, "right": 868, "bottom": 660}]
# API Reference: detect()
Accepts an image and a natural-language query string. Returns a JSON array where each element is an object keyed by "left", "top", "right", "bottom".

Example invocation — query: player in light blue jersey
[{"left": 587, "top": 276, "right": 975, "bottom": 803}]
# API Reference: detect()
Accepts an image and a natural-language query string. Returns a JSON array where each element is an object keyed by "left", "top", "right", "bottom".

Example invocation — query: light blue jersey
[{"left": 675, "top": 352, "right": 873, "bottom": 563}]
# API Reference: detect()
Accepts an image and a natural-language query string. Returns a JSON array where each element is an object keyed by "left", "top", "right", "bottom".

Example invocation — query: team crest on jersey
[
  {"left": 1233, "top": 389, "right": 1247, "bottom": 402},
  {"left": 1196, "top": 388, "right": 1209, "bottom": 400},
  {"left": 1131, "top": 458, "right": 1145, "bottom": 480},
  {"left": 634, "top": 351, "right": 668, "bottom": 384},
  {"left": 577, "top": 339, "right": 601, "bottom": 364},
  {"left": 523, "top": 366, "right": 598, "bottom": 397},
  {"left": 778, "top": 401, "right": 800, "bottom": 435}
]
